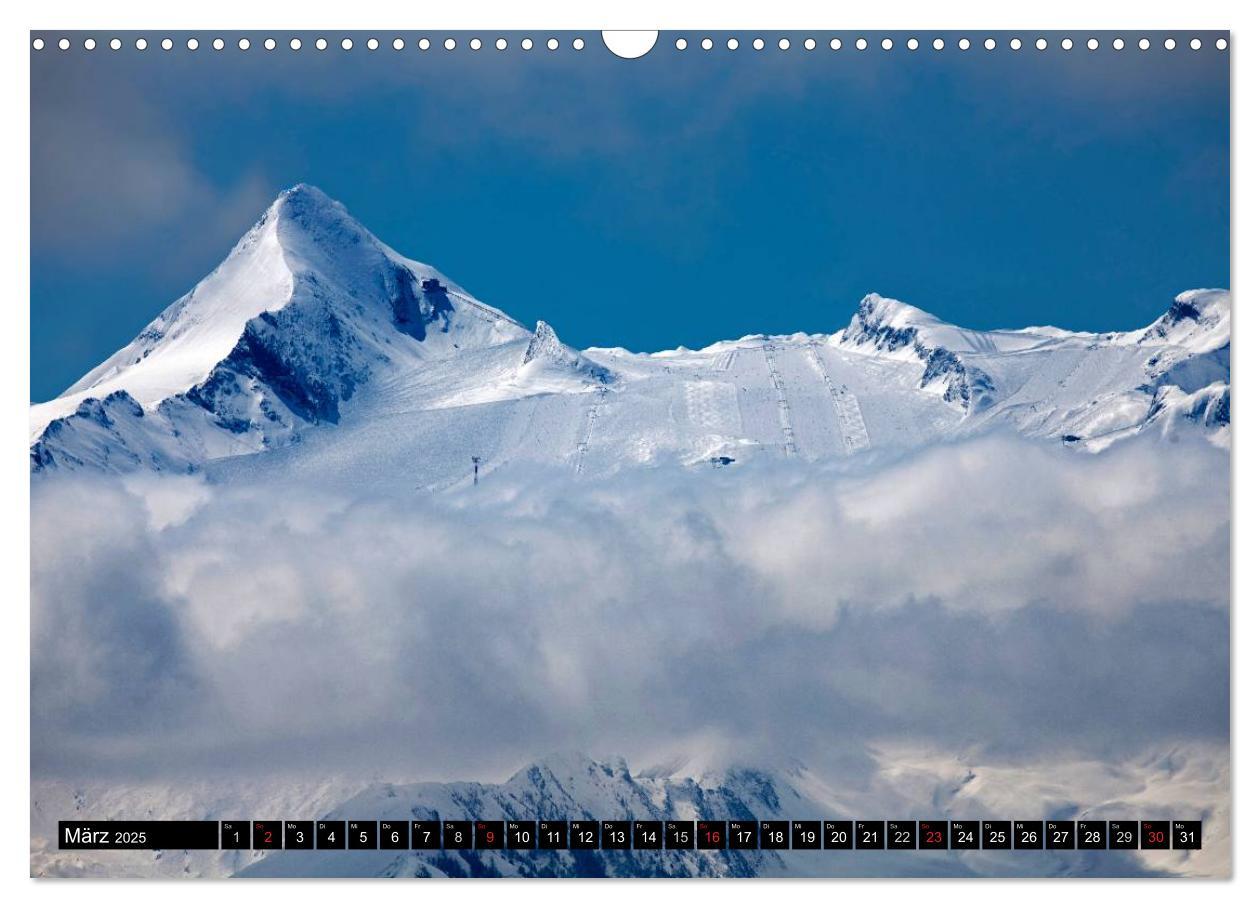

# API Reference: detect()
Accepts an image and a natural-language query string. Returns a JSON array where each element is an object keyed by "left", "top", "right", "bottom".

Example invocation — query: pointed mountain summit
[
  {"left": 30, "top": 184, "right": 526, "bottom": 472},
  {"left": 520, "top": 320, "right": 614, "bottom": 385}
]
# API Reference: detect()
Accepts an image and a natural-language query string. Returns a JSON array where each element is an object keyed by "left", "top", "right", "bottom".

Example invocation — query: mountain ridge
[{"left": 30, "top": 185, "right": 1231, "bottom": 478}]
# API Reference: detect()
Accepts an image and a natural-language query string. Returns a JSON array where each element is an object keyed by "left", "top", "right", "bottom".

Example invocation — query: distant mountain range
[{"left": 30, "top": 184, "right": 1230, "bottom": 487}]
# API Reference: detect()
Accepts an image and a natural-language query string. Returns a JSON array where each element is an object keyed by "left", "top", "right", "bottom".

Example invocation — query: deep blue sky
[{"left": 30, "top": 31, "right": 1229, "bottom": 401}]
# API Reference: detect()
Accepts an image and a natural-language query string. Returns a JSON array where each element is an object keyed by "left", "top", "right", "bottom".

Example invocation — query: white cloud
[{"left": 30, "top": 433, "right": 1228, "bottom": 782}]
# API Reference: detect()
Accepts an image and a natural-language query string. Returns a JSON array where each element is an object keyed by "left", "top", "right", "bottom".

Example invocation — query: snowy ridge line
[
  {"left": 806, "top": 343, "right": 870, "bottom": 453},
  {"left": 762, "top": 343, "right": 798, "bottom": 456},
  {"left": 444, "top": 286, "right": 526, "bottom": 330}
]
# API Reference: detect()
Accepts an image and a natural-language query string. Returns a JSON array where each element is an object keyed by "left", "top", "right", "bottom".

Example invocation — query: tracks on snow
[
  {"left": 761, "top": 344, "right": 799, "bottom": 457},
  {"left": 805, "top": 343, "right": 871, "bottom": 454},
  {"left": 573, "top": 386, "right": 609, "bottom": 475}
]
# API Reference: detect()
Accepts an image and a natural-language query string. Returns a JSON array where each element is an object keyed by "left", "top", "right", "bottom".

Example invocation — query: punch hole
[{"left": 602, "top": 31, "right": 657, "bottom": 59}]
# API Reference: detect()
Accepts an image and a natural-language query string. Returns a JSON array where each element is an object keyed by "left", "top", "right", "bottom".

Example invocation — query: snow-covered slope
[{"left": 29, "top": 186, "right": 1230, "bottom": 480}]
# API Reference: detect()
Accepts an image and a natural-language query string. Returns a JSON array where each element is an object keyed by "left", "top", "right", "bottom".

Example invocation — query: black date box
[
  {"left": 539, "top": 820, "right": 568, "bottom": 849},
  {"left": 507, "top": 820, "right": 536, "bottom": 849},
  {"left": 380, "top": 821, "right": 408, "bottom": 849},
  {"left": 666, "top": 820, "right": 695, "bottom": 849},
  {"left": 411, "top": 820, "right": 440, "bottom": 849},
  {"left": 887, "top": 821, "right": 915, "bottom": 850},
  {"left": 633, "top": 820, "right": 663, "bottom": 850},
  {"left": 442, "top": 820, "right": 472, "bottom": 850},
  {"left": 1172, "top": 821, "right": 1202, "bottom": 850},
  {"left": 569, "top": 820, "right": 598, "bottom": 850},
  {"left": 729, "top": 820, "right": 758, "bottom": 850},
  {"left": 475, "top": 821, "right": 504, "bottom": 849},
  {"left": 856, "top": 820, "right": 885, "bottom": 850},
  {"left": 601, "top": 820, "right": 631, "bottom": 850},
  {"left": 253, "top": 820, "right": 281, "bottom": 850},
  {"left": 1077, "top": 820, "right": 1107, "bottom": 850},
  {"left": 950, "top": 821, "right": 979, "bottom": 850},
  {"left": 348, "top": 821, "right": 377, "bottom": 850},
  {"left": 1141, "top": 821, "right": 1171, "bottom": 850},
  {"left": 1014, "top": 821, "right": 1043, "bottom": 850},
  {"left": 1109, "top": 821, "right": 1138, "bottom": 850},
  {"left": 221, "top": 821, "right": 250, "bottom": 850},
  {"left": 1046, "top": 820, "right": 1075, "bottom": 850},
  {"left": 284, "top": 820, "right": 313, "bottom": 850},
  {"left": 791, "top": 820, "right": 821, "bottom": 850},
  {"left": 982, "top": 821, "right": 1012, "bottom": 849},
  {"left": 824, "top": 820, "right": 854, "bottom": 850},
  {"left": 316, "top": 820, "right": 345, "bottom": 849},
  {"left": 760, "top": 820, "right": 789, "bottom": 849},
  {"left": 918, "top": 820, "right": 947, "bottom": 850},
  {"left": 697, "top": 820, "right": 726, "bottom": 850}
]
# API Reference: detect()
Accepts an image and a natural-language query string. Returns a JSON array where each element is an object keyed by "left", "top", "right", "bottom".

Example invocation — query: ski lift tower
[{"left": 471, "top": 456, "right": 481, "bottom": 486}]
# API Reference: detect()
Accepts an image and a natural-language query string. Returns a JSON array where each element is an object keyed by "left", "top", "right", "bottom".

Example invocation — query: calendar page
[{"left": 28, "top": 27, "right": 1230, "bottom": 880}]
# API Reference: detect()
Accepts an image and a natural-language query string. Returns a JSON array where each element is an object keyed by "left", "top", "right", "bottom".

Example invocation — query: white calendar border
[{"left": 2, "top": 1, "right": 1251, "bottom": 906}]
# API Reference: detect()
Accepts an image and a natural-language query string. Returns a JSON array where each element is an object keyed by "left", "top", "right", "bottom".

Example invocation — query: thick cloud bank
[{"left": 31, "top": 433, "right": 1228, "bottom": 782}]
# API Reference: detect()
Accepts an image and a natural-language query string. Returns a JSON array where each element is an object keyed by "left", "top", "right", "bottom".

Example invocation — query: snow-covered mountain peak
[
  {"left": 1136, "top": 288, "right": 1230, "bottom": 352},
  {"left": 518, "top": 319, "right": 614, "bottom": 386}
]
